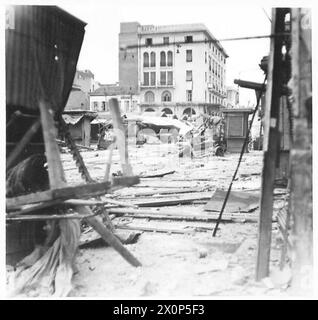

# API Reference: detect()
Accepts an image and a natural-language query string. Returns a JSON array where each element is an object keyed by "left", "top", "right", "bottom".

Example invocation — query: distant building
[
  {"left": 73, "top": 69, "right": 100, "bottom": 94},
  {"left": 65, "top": 69, "right": 100, "bottom": 111},
  {"left": 119, "top": 22, "right": 228, "bottom": 118},
  {"left": 226, "top": 86, "right": 239, "bottom": 108},
  {"left": 89, "top": 84, "right": 140, "bottom": 116}
]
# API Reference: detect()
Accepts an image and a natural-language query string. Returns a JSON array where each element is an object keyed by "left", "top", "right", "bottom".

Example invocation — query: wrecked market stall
[{"left": 6, "top": 5, "right": 141, "bottom": 296}]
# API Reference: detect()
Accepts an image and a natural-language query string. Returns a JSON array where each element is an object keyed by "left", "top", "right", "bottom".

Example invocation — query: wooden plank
[
  {"left": 114, "top": 224, "right": 195, "bottom": 235},
  {"left": 256, "top": 8, "right": 286, "bottom": 281},
  {"left": 132, "top": 193, "right": 211, "bottom": 207},
  {"left": 116, "top": 187, "right": 206, "bottom": 198},
  {"left": 108, "top": 208, "right": 260, "bottom": 223},
  {"left": 78, "top": 206, "right": 142, "bottom": 267},
  {"left": 6, "top": 181, "right": 112, "bottom": 209},
  {"left": 6, "top": 176, "right": 140, "bottom": 209}
]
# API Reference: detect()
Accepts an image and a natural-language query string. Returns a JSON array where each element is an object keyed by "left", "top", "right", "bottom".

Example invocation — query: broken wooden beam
[
  {"left": 108, "top": 208, "right": 260, "bottom": 223},
  {"left": 6, "top": 181, "right": 112, "bottom": 209},
  {"left": 77, "top": 206, "right": 142, "bottom": 267},
  {"left": 116, "top": 187, "right": 206, "bottom": 198},
  {"left": 64, "top": 198, "right": 138, "bottom": 208},
  {"left": 6, "top": 211, "right": 98, "bottom": 221},
  {"left": 131, "top": 193, "right": 211, "bottom": 207},
  {"left": 7, "top": 176, "right": 140, "bottom": 210},
  {"left": 114, "top": 224, "right": 195, "bottom": 235},
  {"left": 139, "top": 170, "right": 175, "bottom": 178}
]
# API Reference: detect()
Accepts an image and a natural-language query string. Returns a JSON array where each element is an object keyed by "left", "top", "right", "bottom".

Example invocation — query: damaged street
[{"left": 60, "top": 144, "right": 287, "bottom": 297}]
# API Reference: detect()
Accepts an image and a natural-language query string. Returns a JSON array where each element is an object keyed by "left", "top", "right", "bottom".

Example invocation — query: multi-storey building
[{"left": 119, "top": 22, "right": 228, "bottom": 119}]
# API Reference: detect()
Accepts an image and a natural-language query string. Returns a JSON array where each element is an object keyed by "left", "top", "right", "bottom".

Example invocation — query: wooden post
[
  {"left": 289, "top": 8, "right": 312, "bottom": 291},
  {"left": 256, "top": 8, "right": 286, "bottom": 281},
  {"left": 109, "top": 98, "right": 133, "bottom": 176}
]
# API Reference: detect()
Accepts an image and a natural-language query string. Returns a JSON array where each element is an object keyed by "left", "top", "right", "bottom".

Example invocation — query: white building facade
[
  {"left": 89, "top": 85, "right": 140, "bottom": 115},
  {"left": 119, "top": 22, "right": 228, "bottom": 119}
]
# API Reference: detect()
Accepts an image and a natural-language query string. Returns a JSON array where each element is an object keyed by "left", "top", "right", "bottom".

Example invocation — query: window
[
  {"left": 167, "top": 71, "right": 173, "bottom": 85},
  {"left": 205, "top": 91, "right": 207, "bottom": 102},
  {"left": 146, "top": 38, "right": 152, "bottom": 46},
  {"left": 167, "top": 51, "right": 173, "bottom": 66},
  {"left": 205, "top": 52, "right": 207, "bottom": 63},
  {"left": 186, "top": 49, "right": 192, "bottom": 62},
  {"left": 143, "top": 72, "right": 149, "bottom": 86},
  {"left": 186, "top": 70, "right": 192, "bottom": 81},
  {"left": 209, "top": 93, "right": 211, "bottom": 103},
  {"left": 209, "top": 56, "right": 211, "bottom": 71},
  {"left": 124, "top": 100, "right": 129, "bottom": 112},
  {"left": 160, "top": 71, "right": 166, "bottom": 85},
  {"left": 163, "top": 37, "right": 169, "bottom": 44},
  {"left": 102, "top": 101, "right": 106, "bottom": 111},
  {"left": 93, "top": 101, "right": 98, "bottom": 111},
  {"left": 150, "top": 72, "right": 156, "bottom": 86},
  {"left": 186, "top": 90, "right": 192, "bottom": 102},
  {"left": 145, "top": 91, "right": 155, "bottom": 103},
  {"left": 205, "top": 72, "right": 207, "bottom": 82},
  {"left": 150, "top": 52, "right": 156, "bottom": 67},
  {"left": 160, "top": 51, "right": 166, "bottom": 67},
  {"left": 185, "top": 35, "right": 193, "bottom": 43},
  {"left": 162, "top": 91, "right": 172, "bottom": 102},
  {"left": 143, "top": 52, "right": 149, "bottom": 67}
]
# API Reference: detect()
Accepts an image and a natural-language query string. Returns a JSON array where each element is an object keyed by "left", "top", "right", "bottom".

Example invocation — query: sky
[{"left": 58, "top": 0, "right": 272, "bottom": 106}]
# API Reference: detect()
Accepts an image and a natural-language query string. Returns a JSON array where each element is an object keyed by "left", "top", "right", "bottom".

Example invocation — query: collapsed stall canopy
[{"left": 6, "top": 5, "right": 86, "bottom": 115}]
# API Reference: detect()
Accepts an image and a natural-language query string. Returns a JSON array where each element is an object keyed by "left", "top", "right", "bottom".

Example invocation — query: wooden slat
[{"left": 6, "top": 181, "right": 112, "bottom": 209}]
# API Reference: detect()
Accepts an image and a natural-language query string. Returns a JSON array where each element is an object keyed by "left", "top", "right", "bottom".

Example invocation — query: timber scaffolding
[{"left": 5, "top": 6, "right": 312, "bottom": 296}]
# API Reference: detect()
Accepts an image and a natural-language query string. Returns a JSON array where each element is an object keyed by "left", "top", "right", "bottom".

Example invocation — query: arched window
[
  {"left": 143, "top": 52, "right": 149, "bottom": 67},
  {"left": 144, "top": 91, "right": 155, "bottom": 103},
  {"left": 162, "top": 107, "right": 173, "bottom": 115},
  {"left": 160, "top": 51, "right": 166, "bottom": 67},
  {"left": 150, "top": 52, "right": 156, "bottom": 67},
  {"left": 183, "top": 108, "right": 196, "bottom": 116},
  {"left": 167, "top": 51, "right": 173, "bottom": 66},
  {"left": 145, "top": 108, "right": 155, "bottom": 112},
  {"left": 161, "top": 91, "right": 171, "bottom": 102}
]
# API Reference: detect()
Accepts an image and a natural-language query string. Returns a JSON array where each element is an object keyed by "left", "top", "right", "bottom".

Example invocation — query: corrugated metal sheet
[{"left": 6, "top": 5, "right": 86, "bottom": 114}]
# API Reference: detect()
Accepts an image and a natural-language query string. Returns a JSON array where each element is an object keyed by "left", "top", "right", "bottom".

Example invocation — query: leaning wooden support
[
  {"left": 76, "top": 206, "right": 141, "bottom": 267},
  {"left": 109, "top": 98, "right": 133, "bottom": 176},
  {"left": 104, "top": 137, "right": 116, "bottom": 181},
  {"left": 6, "top": 119, "right": 41, "bottom": 170}
]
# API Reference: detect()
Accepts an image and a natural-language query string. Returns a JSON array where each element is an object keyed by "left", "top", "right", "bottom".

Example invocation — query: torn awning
[
  {"left": 126, "top": 114, "right": 194, "bottom": 136},
  {"left": 62, "top": 114, "right": 84, "bottom": 125}
]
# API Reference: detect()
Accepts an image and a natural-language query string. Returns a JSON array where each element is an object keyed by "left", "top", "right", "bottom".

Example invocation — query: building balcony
[
  {"left": 140, "top": 83, "right": 157, "bottom": 88},
  {"left": 157, "top": 81, "right": 175, "bottom": 88}
]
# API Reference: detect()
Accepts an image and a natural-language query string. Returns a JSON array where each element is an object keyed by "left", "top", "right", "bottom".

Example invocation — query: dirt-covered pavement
[{"left": 58, "top": 142, "right": 291, "bottom": 297}]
